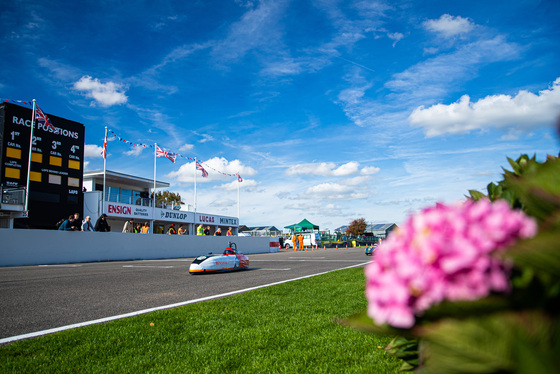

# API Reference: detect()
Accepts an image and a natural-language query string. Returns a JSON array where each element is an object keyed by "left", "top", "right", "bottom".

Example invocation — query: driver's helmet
[{"left": 224, "top": 247, "right": 236, "bottom": 255}]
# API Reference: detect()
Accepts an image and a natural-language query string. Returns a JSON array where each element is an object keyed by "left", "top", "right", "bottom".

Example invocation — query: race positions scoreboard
[{"left": 0, "top": 102, "right": 85, "bottom": 229}]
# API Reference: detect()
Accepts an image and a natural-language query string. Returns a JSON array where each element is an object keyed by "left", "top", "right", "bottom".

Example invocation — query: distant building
[
  {"left": 246, "top": 226, "right": 282, "bottom": 237},
  {"left": 367, "top": 223, "right": 397, "bottom": 238},
  {"left": 335, "top": 223, "right": 397, "bottom": 239},
  {"left": 83, "top": 170, "right": 239, "bottom": 235}
]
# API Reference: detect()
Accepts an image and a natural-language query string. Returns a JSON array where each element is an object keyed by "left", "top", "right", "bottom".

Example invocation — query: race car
[
  {"left": 365, "top": 244, "right": 377, "bottom": 256},
  {"left": 189, "top": 242, "right": 249, "bottom": 274}
]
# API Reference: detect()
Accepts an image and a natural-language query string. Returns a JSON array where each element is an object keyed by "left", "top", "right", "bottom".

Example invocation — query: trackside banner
[{"left": 104, "top": 202, "right": 238, "bottom": 227}]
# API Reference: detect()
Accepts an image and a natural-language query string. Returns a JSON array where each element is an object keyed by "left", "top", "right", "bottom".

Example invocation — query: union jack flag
[
  {"left": 35, "top": 104, "right": 56, "bottom": 132},
  {"left": 237, "top": 174, "right": 243, "bottom": 182},
  {"left": 196, "top": 162, "right": 208, "bottom": 178},
  {"left": 155, "top": 145, "right": 176, "bottom": 163}
]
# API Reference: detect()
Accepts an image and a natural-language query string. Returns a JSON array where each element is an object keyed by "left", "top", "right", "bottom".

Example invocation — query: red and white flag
[
  {"left": 196, "top": 162, "right": 208, "bottom": 177},
  {"left": 155, "top": 145, "right": 176, "bottom": 163},
  {"left": 102, "top": 138, "right": 107, "bottom": 159},
  {"left": 35, "top": 104, "right": 56, "bottom": 132}
]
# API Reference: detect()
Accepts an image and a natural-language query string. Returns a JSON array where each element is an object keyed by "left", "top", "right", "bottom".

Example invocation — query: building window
[
  {"left": 120, "top": 189, "right": 132, "bottom": 204},
  {"left": 133, "top": 191, "right": 142, "bottom": 205},
  {"left": 106, "top": 186, "right": 119, "bottom": 202}
]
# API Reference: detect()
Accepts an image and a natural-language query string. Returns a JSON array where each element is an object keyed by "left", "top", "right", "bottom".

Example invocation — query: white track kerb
[{"left": 0, "top": 262, "right": 370, "bottom": 345}]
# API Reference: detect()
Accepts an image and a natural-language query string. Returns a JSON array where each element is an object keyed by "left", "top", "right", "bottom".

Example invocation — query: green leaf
[
  {"left": 419, "top": 311, "right": 560, "bottom": 374},
  {"left": 486, "top": 182, "right": 501, "bottom": 200},
  {"left": 467, "top": 189, "right": 486, "bottom": 201},
  {"left": 417, "top": 296, "right": 510, "bottom": 323},
  {"left": 503, "top": 157, "right": 560, "bottom": 221},
  {"left": 338, "top": 309, "right": 414, "bottom": 338},
  {"left": 507, "top": 231, "right": 560, "bottom": 281}
]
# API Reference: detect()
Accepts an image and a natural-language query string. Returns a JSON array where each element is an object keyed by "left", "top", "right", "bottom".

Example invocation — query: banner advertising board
[{"left": 0, "top": 102, "right": 84, "bottom": 229}]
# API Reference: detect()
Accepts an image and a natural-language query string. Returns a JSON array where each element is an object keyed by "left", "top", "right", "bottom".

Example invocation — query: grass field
[{"left": 0, "top": 267, "right": 400, "bottom": 373}]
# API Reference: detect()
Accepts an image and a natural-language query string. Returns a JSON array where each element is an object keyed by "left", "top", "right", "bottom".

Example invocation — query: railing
[
  {"left": 103, "top": 194, "right": 192, "bottom": 212},
  {"left": 1, "top": 186, "right": 26, "bottom": 209}
]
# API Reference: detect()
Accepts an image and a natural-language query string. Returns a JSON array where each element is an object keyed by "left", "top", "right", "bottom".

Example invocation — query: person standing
[
  {"left": 292, "top": 234, "right": 297, "bottom": 250},
  {"left": 178, "top": 225, "right": 187, "bottom": 235},
  {"left": 298, "top": 234, "right": 304, "bottom": 251},
  {"left": 81, "top": 216, "right": 95, "bottom": 232},
  {"left": 214, "top": 228, "right": 222, "bottom": 236},
  {"left": 167, "top": 224, "right": 177, "bottom": 235},
  {"left": 141, "top": 222, "right": 150, "bottom": 234},
  {"left": 226, "top": 227, "right": 234, "bottom": 236},
  {"left": 122, "top": 218, "right": 134, "bottom": 233},
  {"left": 197, "top": 224, "right": 205, "bottom": 235},
  {"left": 71, "top": 213, "right": 81, "bottom": 231},
  {"left": 204, "top": 226, "right": 211, "bottom": 236},
  {"left": 94, "top": 214, "right": 111, "bottom": 232}
]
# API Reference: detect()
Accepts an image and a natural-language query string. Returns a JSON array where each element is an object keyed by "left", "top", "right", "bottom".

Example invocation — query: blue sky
[{"left": 1, "top": 0, "right": 559, "bottom": 232}]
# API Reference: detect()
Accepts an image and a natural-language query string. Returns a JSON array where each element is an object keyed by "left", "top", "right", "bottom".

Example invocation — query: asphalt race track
[{"left": 0, "top": 246, "right": 372, "bottom": 342}]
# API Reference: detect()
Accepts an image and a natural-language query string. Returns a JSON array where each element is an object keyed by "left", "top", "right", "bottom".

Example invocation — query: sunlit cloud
[
  {"left": 286, "top": 161, "right": 375, "bottom": 177},
  {"left": 84, "top": 144, "right": 103, "bottom": 158},
  {"left": 423, "top": 14, "right": 475, "bottom": 38},
  {"left": 73, "top": 75, "right": 128, "bottom": 107},
  {"left": 409, "top": 77, "right": 560, "bottom": 136}
]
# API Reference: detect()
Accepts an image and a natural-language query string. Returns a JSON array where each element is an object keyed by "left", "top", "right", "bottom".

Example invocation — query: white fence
[{"left": 0, "top": 229, "right": 280, "bottom": 267}]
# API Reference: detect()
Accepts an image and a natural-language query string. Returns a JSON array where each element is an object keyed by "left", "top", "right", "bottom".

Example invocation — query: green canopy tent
[{"left": 284, "top": 218, "right": 319, "bottom": 233}]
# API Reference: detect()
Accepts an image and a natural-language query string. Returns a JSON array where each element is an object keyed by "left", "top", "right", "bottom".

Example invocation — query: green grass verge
[{"left": 0, "top": 267, "right": 400, "bottom": 373}]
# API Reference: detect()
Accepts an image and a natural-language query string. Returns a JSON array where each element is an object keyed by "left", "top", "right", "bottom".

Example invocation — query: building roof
[
  {"left": 83, "top": 170, "right": 169, "bottom": 189},
  {"left": 248, "top": 226, "right": 281, "bottom": 232},
  {"left": 335, "top": 223, "right": 397, "bottom": 233}
]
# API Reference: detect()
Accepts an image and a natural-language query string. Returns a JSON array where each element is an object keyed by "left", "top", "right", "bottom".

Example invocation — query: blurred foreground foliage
[{"left": 344, "top": 154, "right": 560, "bottom": 373}]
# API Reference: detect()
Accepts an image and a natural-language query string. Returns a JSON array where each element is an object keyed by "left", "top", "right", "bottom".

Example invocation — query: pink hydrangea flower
[{"left": 365, "top": 199, "right": 537, "bottom": 328}]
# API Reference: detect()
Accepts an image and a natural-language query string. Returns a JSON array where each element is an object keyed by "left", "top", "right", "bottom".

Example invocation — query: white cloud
[
  {"left": 215, "top": 179, "right": 259, "bottom": 191},
  {"left": 192, "top": 131, "right": 215, "bottom": 143},
  {"left": 179, "top": 144, "right": 194, "bottom": 152},
  {"left": 303, "top": 182, "right": 369, "bottom": 201},
  {"left": 344, "top": 176, "right": 372, "bottom": 185},
  {"left": 386, "top": 36, "right": 520, "bottom": 98},
  {"left": 408, "top": 77, "right": 560, "bottom": 137},
  {"left": 84, "top": 144, "right": 103, "bottom": 158},
  {"left": 260, "top": 58, "right": 303, "bottom": 76},
  {"left": 388, "top": 32, "right": 404, "bottom": 47},
  {"left": 209, "top": 198, "right": 237, "bottom": 208},
  {"left": 423, "top": 14, "right": 475, "bottom": 38},
  {"left": 286, "top": 161, "right": 373, "bottom": 177},
  {"left": 211, "top": 0, "right": 288, "bottom": 63},
  {"left": 73, "top": 75, "right": 128, "bottom": 107},
  {"left": 332, "top": 162, "right": 360, "bottom": 176},
  {"left": 361, "top": 166, "right": 381, "bottom": 175},
  {"left": 124, "top": 146, "right": 144, "bottom": 156}
]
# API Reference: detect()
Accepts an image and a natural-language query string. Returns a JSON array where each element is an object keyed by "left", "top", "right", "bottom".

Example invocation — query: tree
[
  {"left": 155, "top": 191, "right": 184, "bottom": 206},
  {"left": 346, "top": 218, "right": 367, "bottom": 236}
]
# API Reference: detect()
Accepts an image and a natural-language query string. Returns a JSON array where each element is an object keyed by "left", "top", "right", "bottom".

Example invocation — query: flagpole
[
  {"left": 102, "top": 126, "right": 107, "bottom": 214},
  {"left": 237, "top": 174, "right": 240, "bottom": 220},
  {"left": 194, "top": 157, "right": 197, "bottom": 214},
  {"left": 24, "top": 99, "right": 36, "bottom": 214},
  {"left": 153, "top": 143, "right": 157, "bottom": 234}
]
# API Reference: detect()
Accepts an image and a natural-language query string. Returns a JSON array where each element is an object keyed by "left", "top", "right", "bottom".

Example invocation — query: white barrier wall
[{"left": 0, "top": 229, "right": 280, "bottom": 267}]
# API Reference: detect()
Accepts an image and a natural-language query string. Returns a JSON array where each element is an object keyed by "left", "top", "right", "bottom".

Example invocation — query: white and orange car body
[{"left": 189, "top": 243, "right": 249, "bottom": 274}]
